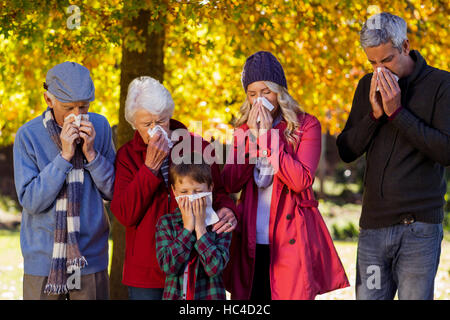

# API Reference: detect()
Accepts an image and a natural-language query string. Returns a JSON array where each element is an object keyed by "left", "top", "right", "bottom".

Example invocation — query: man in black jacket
[{"left": 337, "top": 12, "right": 449, "bottom": 300}]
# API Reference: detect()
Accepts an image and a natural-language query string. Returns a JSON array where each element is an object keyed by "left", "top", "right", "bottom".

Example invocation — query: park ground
[{"left": 0, "top": 179, "right": 449, "bottom": 300}]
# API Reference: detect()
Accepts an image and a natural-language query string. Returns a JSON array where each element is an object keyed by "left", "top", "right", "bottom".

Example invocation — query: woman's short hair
[
  {"left": 124, "top": 76, "right": 174, "bottom": 129},
  {"left": 360, "top": 12, "right": 407, "bottom": 52}
]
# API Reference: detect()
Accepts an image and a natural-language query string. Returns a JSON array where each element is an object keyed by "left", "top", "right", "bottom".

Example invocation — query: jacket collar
[
  {"left": 131, "top": 118, "right": 188, "bottom": 152},
  {"left": 405, "top": 50, "right": 431, "bottom": 85}
]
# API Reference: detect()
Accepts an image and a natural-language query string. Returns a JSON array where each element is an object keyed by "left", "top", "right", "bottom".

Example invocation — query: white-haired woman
[
  {"left": 110, "top": 76, "right": 237, "bottom": 300},
  {"left": 222, "top": 51, "right": 349, "bottom": 300}
]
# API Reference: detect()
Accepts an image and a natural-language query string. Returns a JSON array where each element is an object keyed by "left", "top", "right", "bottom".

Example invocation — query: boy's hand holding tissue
[
  {"left": 178, "top": 197, "right": 195, "bottom": 232},
  {"left": 145, "top": 126, "right": 170, "bottom": 175},
  {"left": 192, "top": 196, "right": 208, "bottom": 239},
  {"left": 178, "top": 194, "right": 209, "bottom": 239}
]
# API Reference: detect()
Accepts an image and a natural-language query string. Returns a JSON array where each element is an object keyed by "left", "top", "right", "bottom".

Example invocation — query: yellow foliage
[{"left": 0, "top": 0, "right": 448, "bottom": 145}]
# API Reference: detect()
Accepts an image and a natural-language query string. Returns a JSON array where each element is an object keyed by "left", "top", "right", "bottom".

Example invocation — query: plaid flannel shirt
[{"left": 155, "top": 208, "right": 232, "bottom": 300}]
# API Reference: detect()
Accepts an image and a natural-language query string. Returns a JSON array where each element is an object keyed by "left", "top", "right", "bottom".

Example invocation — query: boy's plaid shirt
[{"left": 155, "top": 207, "right": 232, "bottom": 300}]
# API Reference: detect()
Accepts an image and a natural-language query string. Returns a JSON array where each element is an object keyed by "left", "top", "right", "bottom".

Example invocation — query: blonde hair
[{"left": 235, "top": 81, "right": 304, "bottom": 147}]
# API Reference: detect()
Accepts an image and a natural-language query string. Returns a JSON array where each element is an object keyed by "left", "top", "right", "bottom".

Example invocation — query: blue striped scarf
[{"left": 42, "top": 108, "right": 87, "bottom": 295}]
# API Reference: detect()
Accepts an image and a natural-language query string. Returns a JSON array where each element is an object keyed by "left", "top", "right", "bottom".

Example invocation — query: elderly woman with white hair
[{"left": 110, "top": 76, "right": 237, "bottom": 300}]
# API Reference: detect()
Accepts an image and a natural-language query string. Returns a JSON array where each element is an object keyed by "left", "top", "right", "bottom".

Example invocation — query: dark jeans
[
  {"left": 356, "top": 221, "right": 443, "bottom": 300},
  {"left": 250, "top": 244, "right": 271, "bottom": 300},
  {"left": 128, "top": 286, "right": 164, "bottom": 300}
]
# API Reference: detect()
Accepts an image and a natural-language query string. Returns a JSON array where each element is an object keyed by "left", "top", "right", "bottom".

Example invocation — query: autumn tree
[{"left": 1, "top": 0, "right": 448, "bottom": 298}]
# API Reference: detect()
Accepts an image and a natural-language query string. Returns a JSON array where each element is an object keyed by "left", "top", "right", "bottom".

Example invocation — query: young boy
[{"left": 155, "top": 156, "right": 232, "bottom": 300}]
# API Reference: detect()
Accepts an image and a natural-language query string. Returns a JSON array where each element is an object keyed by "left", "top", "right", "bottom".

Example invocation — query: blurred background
[{"left": 0, "top": 0, "right": 448, "bottom": 299}]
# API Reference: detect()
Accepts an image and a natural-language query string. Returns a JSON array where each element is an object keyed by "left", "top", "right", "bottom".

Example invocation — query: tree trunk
[{"left": 109, "top": 9, "right": 165, "bottom": 300}]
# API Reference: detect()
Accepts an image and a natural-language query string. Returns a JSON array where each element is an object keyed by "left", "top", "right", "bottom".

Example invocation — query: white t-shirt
[{"left": 256, "top": 183, "right": 273, "bottom": 244}]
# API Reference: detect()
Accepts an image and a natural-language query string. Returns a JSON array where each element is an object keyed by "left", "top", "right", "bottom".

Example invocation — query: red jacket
[
  {"left": 110, "top": 119, "right": 236, "bottom": 288},
  {"left": 222, "top": 113, "right": 350, "bottom": 299}
]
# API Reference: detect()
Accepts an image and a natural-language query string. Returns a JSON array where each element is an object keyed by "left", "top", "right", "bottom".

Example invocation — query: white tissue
[
  {"left": 376, "top": 67, "right": 399, "bottom": 92},
  {"left": 64, "top": 113, "right": 89, "bottom": 127},
  {"left": 147, "top": 125, "right": 174, "bottom": 148},
  {"left": 175, "top": 192, "right": 219, "bottom": 226},
  {"left": 255, "top": 97, "right": 275, "bottom": 123}
]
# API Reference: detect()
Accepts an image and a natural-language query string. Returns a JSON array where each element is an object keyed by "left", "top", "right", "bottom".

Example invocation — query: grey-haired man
[
  {"left": 337, "top": 12, "right": 449, "bottom": 299},
  {"left": 14, "top": 62, "right": 115, "bottom": 299}
]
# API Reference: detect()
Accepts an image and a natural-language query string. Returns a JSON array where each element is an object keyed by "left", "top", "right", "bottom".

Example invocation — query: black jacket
[{"left": 337, "top": 50, "right": 450, "bottom": 229}]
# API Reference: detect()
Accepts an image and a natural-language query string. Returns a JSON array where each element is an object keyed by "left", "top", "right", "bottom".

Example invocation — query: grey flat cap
[{"left": 44, "top": 61, "right": 95, "bottom": 103}]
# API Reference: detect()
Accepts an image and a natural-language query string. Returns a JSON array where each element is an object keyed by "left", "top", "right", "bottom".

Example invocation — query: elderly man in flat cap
[{"left": 13, "top": 61, "right": 116, "bottom": 300}]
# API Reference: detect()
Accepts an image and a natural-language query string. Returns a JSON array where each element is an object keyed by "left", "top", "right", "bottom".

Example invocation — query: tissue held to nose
[
  {"left": 255, "top": 96, "right": 275, "bottom": 123},
  {"left": 376, "top": 67, "right": 399, "bottom": 92},
  {"left": 64, "top": 113, "right": 89, "bottom": 127},
  {"left": 175, "top": 192, "right": 219, "bottom": 226},
  {"left": 147, "top": 125, "right": 174, "bottom": 148},
  {"left": 64, "top": 114, "right": 89, "bottom": 144}
]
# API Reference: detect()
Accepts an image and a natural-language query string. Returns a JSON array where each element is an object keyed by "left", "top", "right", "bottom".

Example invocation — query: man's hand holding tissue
[
  {"left": 145, "top": 130, "right": 170, "bottom": 176},
  {"left": 377, "top": 67, "right": 402, "bottom": 117},
  {"left": 79, "top": 119, "right": 97, "bottom": 162},
  {"left": 369, "top": 69, "right": 385, "bottom": 119},
  {"left": 60, "top": 116, "right": 80, "bottom": 162},
  {"left": 212, "top": 207, "right": 237, "bottom": 234}
]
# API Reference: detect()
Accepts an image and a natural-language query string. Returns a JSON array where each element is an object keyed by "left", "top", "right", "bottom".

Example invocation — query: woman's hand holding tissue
[
  {"left": 247, "top": 99, "right": 273, "bottom": 137},
  {"left": 258, "top": 103, "right": 274, "bottom": 131},
  {"left": 145, "top": 130, "right": 170, "bottom": 175},
  {"left": 247, "top": 100, "right": 261, "bottom": 138}
]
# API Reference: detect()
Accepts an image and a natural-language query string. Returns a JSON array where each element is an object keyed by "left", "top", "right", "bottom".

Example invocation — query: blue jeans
[
  {"left": 128, "top": 287, "right": 164, "bottom": 300},
  {"left": 356, "top": 221, "right": 443, "bottom": 300}
]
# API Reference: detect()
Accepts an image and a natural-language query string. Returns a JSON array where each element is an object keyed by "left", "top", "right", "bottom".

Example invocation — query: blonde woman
[{"left": 222, "top": 51, "right": 349, "bottom": 300}]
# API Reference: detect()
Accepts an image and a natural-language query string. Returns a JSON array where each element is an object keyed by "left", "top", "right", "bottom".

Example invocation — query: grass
[
  {"left": 0, "top": 229, "right": 112, "bottom": 300},
  {"left": 1, "top": 178, "right": 448, "bottom": 300},
  {"left": 0, "top": 196, "right": 20, "bottom": 216},
  {"left": 0, "top": 230, "right": 23, "bottom": 299},
  {"left": 2, "top": 229, "right": 449, "bottom": 300}
]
